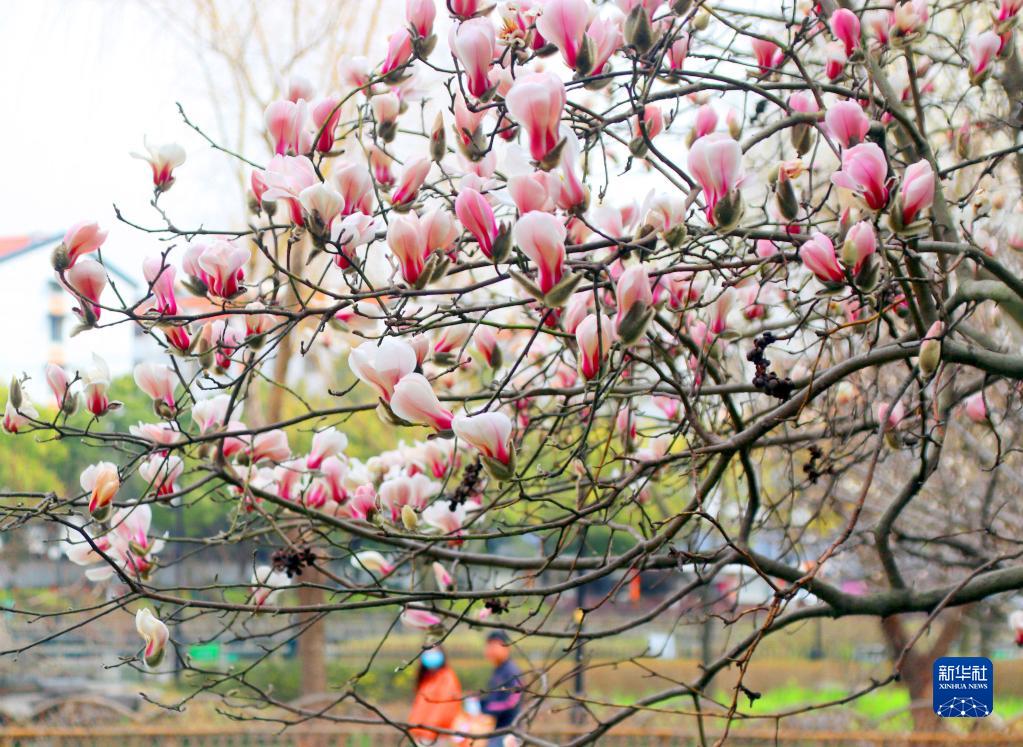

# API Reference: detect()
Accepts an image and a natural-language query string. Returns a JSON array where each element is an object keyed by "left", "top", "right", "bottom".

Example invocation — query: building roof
[{"left": 0, "top": 233, "right": 139, "bottom": 288}]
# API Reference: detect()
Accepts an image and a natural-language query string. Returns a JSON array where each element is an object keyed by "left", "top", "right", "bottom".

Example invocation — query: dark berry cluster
[
  {"left": 802, "top": 445, "right": 833, "bottom": 485},
  {"left": 748, "top": 332, "right": 795, "bottom": 401},
  {"left": 449, "top": 458, "right": 483, "bottom": 511},
  {"left": 271, "top": 546, "right": 317, "bottom": 578},
  {"left": 484, "top": 598, "right": 509, "bottom": 616}
]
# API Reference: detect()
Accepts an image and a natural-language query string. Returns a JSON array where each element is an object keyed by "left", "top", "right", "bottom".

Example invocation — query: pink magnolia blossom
[
  {"left": 379, "top": 472, "right": 437, "bottom": 518},
  {"left": 825, "top": 41, "right": 847, "bottom": 81},
  {"left": 455, "top": 187, "right": 498, "bottom": 257},
  {"left": 3, "top": 397, "right": 36, "bottom": 434},
  {"left": 693, "top": 105, "right": 717, "bottom": 140},
  {"left": 474, "top": 326, "right": 501, "bottom": 367},
  {"left": 421, "top": 500, "right": 469, "bottom": 535},
  {"left": 143, "top": 256, "right": 178, "bottom": 315},
  {"left": 401, "top": 606, "right": 441, "bottom": 629},
  {"left": 250, "top": 565, "right": 292, "bottom": 606},
  {"left": 830, "top": 142, "right": 889, "bottom": 210},
  {"left": 965, "top": 393, "right": 989, "bottom": 423},
  {"left": 422, "top": 207, "right": 460, "bottom": 255},
  {"left": 286, "top": 75, "right": 314, "bottom": 103},
  {"left": 185, "top": 240, "right": 250, "bottom": 298},
  {"left": 387, "top": 211, "right": 431, "bottom": 285},
  {"left": 576, "top": 313, "right": 615, "bottom": 380},
  {"left": 82, "top": 355, "right": 112, "bottom": 417},
  {"left": 390, "top": 373, "right": 454, "bottom": 431},
  {"left": 687, "top": 133, "right": 744, "bottom": 228},
  {"left": 800, "top": 232, "right": 844, "bottom": 283},
  {"left": 192, "top": 394, "right": 232, "bottom": 434},
  {"left": 133, "top": 363, "right": 177, "bottom": 412},
  {"left": 264, "top": 99, "right": 308, "bottom": 156},
  {"left": 433, "top": 561, "right": 454, "bottom": 590},
  {"left": 391, "top": 157, "right": 432, "bottom": 208},
  {"left": 307, "top": 427, "right": 348, "bottom": 470},
  {"left": 450, "top": 18, "right": 496, "bottom": 98},
  {"left": 969, "top": 31, "right": 1001, "bottom": 84},
  {"left": 349, "top": 339, "right": 418, "bottom": 402},
  {"left": 381, "top": 28, "right": 414, "bottom": 77},
  {"left": 131, "top": 138, "right": 186, "bottom": 191},
  {"left": 299, "top": 182, "right": 343, "bottom": 233},
  {"left": 139, "top": 454, "right": 184, "bottom": 497},
  {"left": 453, "top": 411, "right": 513, "bottom": 465},
  {"left": 407, "top": 0, "right": 437, "bottom": 38},
  {"left": 260, "top": 155, "right": 320, "bottom": 224},
  {"left": 81, "top": 461, "right": 120, "bottom": 519},
  {"left": 247, "top": 429, "right": 291, "bottom": 464},
  {"left": 841, "top": 221, "right": 877, "bottom": 274},
  {"left": 513, "top": 211, "right": 567, "bottom": 294},
  {"left": 891, "top": 0, "right": 928, "bottom": 41},
  {"left": 65, "top": 259, "right": 107, "bottom": 321},
  {"left": 825, "top": 100, "right": 870, "bottom": 148},
  {"left": 352, "top": 550, "right": 395, "bottom": 575},
  {"left": 45, "top": 363, "right": 73, "bottom": 411},
  {"left": 668, "top": 33, "right": 689, "bottom": 70},
  {"left": 509, "top": 171, "right": 558, "bottom": 213},
  {"left": 60, "top": 221, "right": 108, "bottom": 267},
  {"left": 633, "top": 104, "right": 664, "bottom": 141},
  {"left": 505, "top": 72, "right": 566, "bottom": 165},
  {"left": 615, "top": 263, "right": 653, "bottom": 331},
  {"left": 332, "top": 161, "right": 375, "bottom": 216},
  {"left": 877, "top": 400, "right": 906, "bottom": 431},
  {"left": 135, "top": 608, "right": 169, "bottom": 669},
  {"left": 536, "top": 0, "right": 591, "bottom": 69},
  {"left": 829, "top": 8, "right": 861, "bottom": 56},
  {"left": 751, "top": 37, "right": 783, "bottom": 74},
  {"left": 895, "top": 160, "right": 935, "bottom": 226},
  {"left": 586, "top": 12, "right": 624, "bottom": 75},
  {"left": 311, "top": 96, "right": 342, "bottom": 152}
]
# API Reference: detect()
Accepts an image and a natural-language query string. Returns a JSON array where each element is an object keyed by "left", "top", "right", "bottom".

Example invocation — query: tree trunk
[{"left": 880, "top": 611, "right": 965, "bottom": 731}]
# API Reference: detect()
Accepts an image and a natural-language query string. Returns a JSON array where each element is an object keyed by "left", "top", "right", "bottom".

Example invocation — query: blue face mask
[{"left": 421, "top": 649, "right": 445, "bottom": 670}]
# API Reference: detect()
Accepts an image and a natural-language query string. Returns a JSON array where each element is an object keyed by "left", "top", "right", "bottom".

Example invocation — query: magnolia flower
[
  {"left": 692, "top": 105, "right": 717, "bottom": 141},
  {"left": 668, "top": 33, "right": 689, "bottom": 70},
  {"left": 829, "top": 8, "right": 861, "bottom": 56},
  {"left": 455, "top": 187, "right": 499, "bottom": 258},
  {"left": 687, "top": 134, "right": 744, "bottom": 230},
  {"left": 576, "top": 313, "right": 615, "bottom": 380},
  {"left": 505, "top": 71, "right": 566, "bottom": 165},
  {"left": 825, "top": 101, "right": 870, "bottom": 148},
  {"left": 407, "top": 0, "right": 436, "bottom": 39},
  {"left": 131, "top": 137, "right": 186, "bottom": 191},
  {"left": 381, "top": 28, "right": 413, "bottom": 77},
  {"left": 308, "top": 427, "right": 348, "bottom": 469},
  {"left": 824, "top": 41, "right": 847, "bottom": 81},
  {"left": 331, "top": 212, "right": 379, "bottom": 268},
  {"left": 45, "top": 363, "right": 74, "bottom": 413},
  {"left": 250, "top": 565, "right": 292, "bottom": 606},
  {"left": 965, "top": 393, "right": 989, "bottom": 423},
  {"left": 3, "top": 396, "right": 36, "bottom": 434},
  {"left": 264, "top": 99, "right": 308, "bottom": 155},
  {"left": 333, "top": 161, "right": 375, "bottom": 216},
  {"left": 81, "top": 461, "right": 120, "bottom": 520},
  {"left": 378, "top": 472, "right": 437, "bottom": 518},
  {"left": 299, "top": 182, "right": 343, "bottom": 236},
  {"left": 422, "top": 208, "right": 459, "bottom": 255},
  {"left": 536, "top": 0, "right": 590, "bottom": 69},
  {"left": 615, "top": 263, "right": 654, "bottom": 344},
  {"left": 421, "top": 500, "right": 469, "bottom": 536},
  {"left": 143, "top": 255, "right": 178, "bottom": 316},
  {"left": 453, "top": 411, "right": 514, "bottom": 476},
  {"left": 390, "top": 373, "right": 454, "bottom": 432},
  {"left": 260, "top": 154, "right": 320, "bottom": 224},
  {"left": 1009, "top": 610, "right": 1023, "bottom": 646},
  {"left": 349, "top": 339, "right": 418, "bottom": 401},
  {"left": 135, "top": 608, "right": 170, "bottom": 668},
  {"left": 351, "top": 550, "right": 395, "bottom": 575},
  {"left": 65, "top": 259, "right": 107, "bottom": 321},
  {"left": 877, "top": 400, "right": 906, "bottom": 431},
  {"left": 139, "top": 454, "right": 184, "bottom": 497},
  {"left": 751, "top": 37, "right": 783, "bottom": 74},
  {"left": 311, "top": 96, "right": 342, "bottom": 152},
  {"left": 892, "top": 160, "right": 934, "bottom": 230},
  {"left": 391, "top": 157, "right": 432, "bottom": 208},
  {"left": 82, "top": 354, "right": 112, "bottom": 417},
  {"left": 841, "top": 221, "right": 877, "bottom": 274},
  {"left": 247, "top": 429, "right": 291, "bottom": 464},
  {"left": 513, "top": 211, "right": 567, "bottom": 294},
  {"left": 387, "top": 211, "right": 431, "bottom": 285},
  {"left": 59, "top": 221, "right": 108, "bottom": 268},
  {"left": 831, "top": 142, "right": 889, "bottom": 210},
  {"left": 184, "top": 240, "right": 250, "bottom": 298},
  {"left": 433, "top": 561, "right": 454, "bottom": 590},
  {"left": 134, "top": 362, "right": 177, "bottom": 413},
  {"left": 474, "top": 326, "right": 501, "bottom": 368},
  {"left": 801, "top": 233, "right": 844, "bottom": 284},
  {"left": 450, "top": 18, "right": 496, "bottom": 98},
  {"left": 401, "top": 606, "right": 441, "bottom": 629}
]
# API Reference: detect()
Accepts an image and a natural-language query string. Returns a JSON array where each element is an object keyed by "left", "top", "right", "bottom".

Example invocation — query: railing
[{"left": 0, "top": 726, "right": 1020, "bottom": 746}]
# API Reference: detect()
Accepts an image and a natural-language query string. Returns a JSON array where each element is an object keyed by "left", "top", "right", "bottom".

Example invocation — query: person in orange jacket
[{"left": 409, "top": 645, "right": 463, "bottom": 744}]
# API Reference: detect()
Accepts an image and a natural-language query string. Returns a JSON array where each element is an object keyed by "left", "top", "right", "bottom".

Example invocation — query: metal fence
[{"left": 0, "top": 727, "right": 1021, "bottom": 747}]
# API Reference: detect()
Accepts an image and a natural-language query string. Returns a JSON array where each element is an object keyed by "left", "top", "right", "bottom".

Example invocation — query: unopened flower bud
[{"left": 918, "top": 321, "right": 944, "bottom": 379}]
